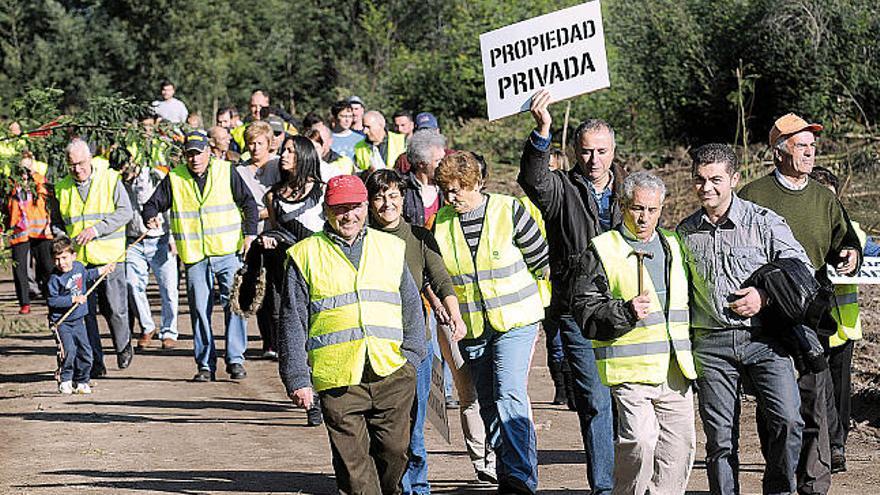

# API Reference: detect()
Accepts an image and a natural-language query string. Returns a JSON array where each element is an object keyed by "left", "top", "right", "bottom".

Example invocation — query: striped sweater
[{"left": 458, "top": 195, "right": 549, "bottom": 274}]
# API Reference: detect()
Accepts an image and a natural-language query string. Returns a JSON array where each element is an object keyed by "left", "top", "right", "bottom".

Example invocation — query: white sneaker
[
  {"left": 74, "top": 383, "right": 92, "bottom": 394},
  {"left": 58, "top": 381, "right": 73, "bottom": 394}
]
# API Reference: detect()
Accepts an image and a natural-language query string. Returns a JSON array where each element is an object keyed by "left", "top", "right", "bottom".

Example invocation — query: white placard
[
  {"left": 827, "top": 257, "right": 880, "bottom": 284},
  {"left": 479, "top": 1, "right": 610, "bottom": 121}
]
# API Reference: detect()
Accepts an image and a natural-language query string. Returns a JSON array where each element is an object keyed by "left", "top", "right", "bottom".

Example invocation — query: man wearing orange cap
[
  {"left": 740, "top": 113, "right": 862, "bottom": 495},
  {"left": 279, "top": 174, "right": 426, "bottom": 495}
]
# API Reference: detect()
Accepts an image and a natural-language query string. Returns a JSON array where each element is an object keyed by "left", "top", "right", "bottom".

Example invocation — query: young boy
[{"left": 47, "top": 238, "right": 114, "bottom": 394}]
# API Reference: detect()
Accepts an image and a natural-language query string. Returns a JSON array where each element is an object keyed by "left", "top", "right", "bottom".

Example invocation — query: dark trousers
[
  {"left": 11, "top": 239, "right": 53, "bottom": 306},
  {"left": 57, "top": 319, "right": 93, "bottom": 384},
  {"left": 320, "top": 362, "right": 416, "bottom": 495},
  {"left": 825, "top": 340, "right": 854, "bottom": 455},
  {"left": 757, "top": 368, "right": 832, "bottom": 495},
  {"left": 85, "top": 264, "right": 131, "bottom": 365},
  {"left": 256, "top": 248, "right": 284, "bottom": 353}
]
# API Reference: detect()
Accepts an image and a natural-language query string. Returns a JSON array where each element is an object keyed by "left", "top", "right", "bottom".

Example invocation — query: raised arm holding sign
[{"left": 480, "top": 1, "right": 610, "bottom": 121}]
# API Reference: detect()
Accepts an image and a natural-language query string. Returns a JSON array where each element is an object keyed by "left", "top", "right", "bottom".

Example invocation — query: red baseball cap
[{"left": 325, "top": 175, "right": 367, "bottom": 206}]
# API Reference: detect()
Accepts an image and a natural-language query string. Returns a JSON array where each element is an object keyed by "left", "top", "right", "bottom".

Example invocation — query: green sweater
[{"left": 738, "top": 174, "right": 860, "bottom": 270}]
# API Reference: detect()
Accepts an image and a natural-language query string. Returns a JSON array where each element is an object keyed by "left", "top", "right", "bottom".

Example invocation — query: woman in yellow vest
[
  {"left": 571, "top": 171, "right": 697, "bottom": 494},
  {"left": 432, "top": 152, "right": 547, "bottom": 494}
]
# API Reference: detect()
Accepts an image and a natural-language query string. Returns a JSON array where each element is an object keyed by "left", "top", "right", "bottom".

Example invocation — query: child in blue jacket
[{"left": 47, "top": 238, "right": 115, "bottom": 394}]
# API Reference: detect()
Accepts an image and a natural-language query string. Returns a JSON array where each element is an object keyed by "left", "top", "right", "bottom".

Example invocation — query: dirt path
[{"left": 1, "top": 273, "right": 878, "bottom": 494}]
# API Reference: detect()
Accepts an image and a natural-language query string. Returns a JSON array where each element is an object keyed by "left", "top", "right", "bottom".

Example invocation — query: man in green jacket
[{"left": 739, "top": 113, "right": 862, "bottom": 495}]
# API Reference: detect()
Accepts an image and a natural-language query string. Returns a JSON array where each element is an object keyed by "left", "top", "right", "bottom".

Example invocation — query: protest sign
[
  {"left": 827, "top": 257, "right": 880, "bottom": 285},
  {"left": 427, "top": 355, "right": 450, "bottom": 443},
  {"left": 479, "top": 1, "right": 610, "bottom": 121}
]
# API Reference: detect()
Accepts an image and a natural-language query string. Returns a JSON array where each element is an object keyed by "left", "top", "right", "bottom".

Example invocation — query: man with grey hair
[
  {"left": 516, "top": 89, "right": 623, "bottom": 493},
  {"left": 740, "top": 113, "right": 862, "bottom": 494},
  {"left": 679, "top": 142, "right": 809, "bottom": 494},
  {"left": 571, "top": 171, "right": 696, "bottom": 494},
  {"left": 401, "top": 129, "right": 446, "bottom": 227},
  {"left": 354, "top": 110, "right": 406, "bottom": 173},
  {"left": 51, "top": 138, "right": 134, "bottom": 376}
]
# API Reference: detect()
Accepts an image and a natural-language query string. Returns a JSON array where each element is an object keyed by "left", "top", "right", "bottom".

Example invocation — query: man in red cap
[
  {"left": 278, "top": 174, "right": 426, "bottom": 495},
  {"left": 740, "top": 113, "right": 862, "bottom": 495}
]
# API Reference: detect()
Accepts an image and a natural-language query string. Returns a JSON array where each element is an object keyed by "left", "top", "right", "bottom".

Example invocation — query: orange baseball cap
[{"left": 769, "top": 113, "right": 823, "bottom": 147}]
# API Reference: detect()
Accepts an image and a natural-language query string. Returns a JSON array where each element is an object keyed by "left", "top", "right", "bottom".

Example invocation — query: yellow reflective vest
[
  {"left": 829, "top": 222, "right": 867, "bottom": 348},
  {"left": 55, "top": 168, "right": 127, "bottom": 265},
  {"left": 230, "top": 124, "right": 247, "bottom": 153},
  {"left": 519, "top": 196, "right": 551, "bottom": 308},
  {"left": 168, "top": 158, "right": 243, "bottom": 264},
  {"left": 329, "top": 154, "right": 355, "bottom": 175},
  {"left": 590, "top": 228, "right": 696, "bottom": 386},
  {"left": 289, "top": 228, "right": 409, "bottom": 392},
  {"left": 354, "top": 132, "right": 406, "bottom": 171},
  {"left": 434, "top": 194, "right": 545, "bottom": 339}
]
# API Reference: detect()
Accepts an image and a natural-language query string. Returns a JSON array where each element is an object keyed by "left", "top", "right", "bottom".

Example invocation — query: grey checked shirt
[{"left": 676, "top": 194, "right": 811, "bottom": 330}]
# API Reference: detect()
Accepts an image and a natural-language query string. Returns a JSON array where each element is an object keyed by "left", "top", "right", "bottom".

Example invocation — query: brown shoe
[
  {"left": 137, "top": 331, "right": 156, "bottom": 349},
  {"left": 161, "top": 338, "right": 176, "bottom": 349}
]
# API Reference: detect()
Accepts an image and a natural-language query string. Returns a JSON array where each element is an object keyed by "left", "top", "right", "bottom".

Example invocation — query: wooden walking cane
[{"left": 50, "top": 232, "right": 149, "bottom": 380}]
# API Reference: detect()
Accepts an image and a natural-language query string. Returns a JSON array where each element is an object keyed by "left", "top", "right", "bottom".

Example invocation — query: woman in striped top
[{"left": 432, "top": 151, "right": 548, "bottom": 494}]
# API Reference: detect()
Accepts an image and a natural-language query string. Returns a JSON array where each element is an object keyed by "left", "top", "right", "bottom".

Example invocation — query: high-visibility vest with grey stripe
[
  {"left": 591, "top": 228, "right": 696, "bottom": 386},
  {"left": 829, "top": 222, "right": 866, "bottom": 347},
  {"left": 434, "top": 193, "right": 544, "bottom": 339},
  {"left": 168, "top": 158, "right": 243, "bottom": 264},
  {"left": 519, "top": 196, "right": 551, "bottom": 308},
  {"left": 55, "top": 167, "right": 127, "bottom": 265},
  {"left": 353, "top": 131, "right": 406, "bottom": 171},
  {"left": 288, "top": 228, "right": 408, "bottom": 392}
]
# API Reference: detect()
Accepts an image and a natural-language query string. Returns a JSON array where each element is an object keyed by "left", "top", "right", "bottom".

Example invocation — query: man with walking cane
[
  {"left": 51, "top": 138, "right": 134, "bottom": 378},
  {"left": 571, "top": 171, "right": 697, "bottom": 494}
]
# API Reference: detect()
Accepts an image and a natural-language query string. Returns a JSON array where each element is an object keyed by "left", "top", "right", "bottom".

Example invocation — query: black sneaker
[
  {"left": 226, "top": 363, "right": 247, "bottom": 380},
  {"left": 117, "top": 344, "right": 133, "bottom": 369},
  {"left": 90, "top": 362, "right": 107, "bottom": 379},
  {"left": 192, "top": 369, "right": 215, "bottom": 382},
  {"left": 475, "top": 470, "right": 498, "bottom": 485},
  {"left": 831, "top": 450, "right": 847, "bottom": 474},
  {"left": 307, "top": 405, "right": 323, "bottom": 426}
]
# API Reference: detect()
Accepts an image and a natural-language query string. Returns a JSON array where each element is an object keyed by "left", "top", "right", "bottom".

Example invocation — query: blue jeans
[
  {"left": 557, "top": 315, "right": 614, "bottom": 494},
  {"left": 542, "top": 316, "right": 565, "bottom": 364},
  {"left": 185, "top": 253, "right": 248, "bottom": 372},
  {"left": 58, "top": 319, "right": 93, "bottom": 384},
  {"left": 460, "top": 323, "right": 538, "bottom": 493},
  {"left": 126, "top": 235, "right": 179, "bottom": 340},
  {"left": 693, "top": 327, "right": 803, "bottom": 495},
  {"left": 402, "top": 339, "right": 433, "bottom": 495}
]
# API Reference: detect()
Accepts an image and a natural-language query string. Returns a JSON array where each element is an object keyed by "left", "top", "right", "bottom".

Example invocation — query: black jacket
[
  {"left": 570, "top": 228, "right": 677, "bottom": 341},
  {"left": 517, "top": 139, "right": 626, "bottom": 313},
  {"left": 401, "top": 172, "right": 443, "bottom": 228}
]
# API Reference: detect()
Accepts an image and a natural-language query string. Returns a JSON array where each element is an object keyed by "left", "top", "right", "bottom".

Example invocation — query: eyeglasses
[{"left": 274, "top": 131, "right": 284, "bottom": 137}]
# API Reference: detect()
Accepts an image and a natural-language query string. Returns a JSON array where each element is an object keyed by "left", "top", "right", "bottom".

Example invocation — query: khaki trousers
[
  {"left": 437, "top": 322, "right": 496, "bottom": 478},
  {"left": 320, "top": 362, "right": 416, "bottom": 495},
  {"left": 611, "top": 363, "right": 695, "bottom": 495}
]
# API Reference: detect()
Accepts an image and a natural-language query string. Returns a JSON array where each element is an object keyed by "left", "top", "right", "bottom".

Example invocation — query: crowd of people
[{"left": 1, "top": 80, "right": 876, "bottom": 495}]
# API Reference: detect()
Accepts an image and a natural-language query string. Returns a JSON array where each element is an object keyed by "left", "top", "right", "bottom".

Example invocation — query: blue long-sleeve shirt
[{"left": 47, "top": 261, "right": 100, "bottom": 325}]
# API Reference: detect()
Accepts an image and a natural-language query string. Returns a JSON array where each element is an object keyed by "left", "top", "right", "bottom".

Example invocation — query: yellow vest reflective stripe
[
  {"left": 519, "top": 196, "right": 551, "bottom": 307},
  {"left": 353, "top": 132, "right": 406, "bottom": 171},
  {"left": 231, "top": 124, "right": 247, "bottom": 152},
  {"left": 829, "top": 222, "right": 866, "bottom": 347},
  {"left": 168, "top": 159, "right": 242, "bottom": 264},
  {"left": 289, "top": 229, "right": 408, "bottom": 392},
  {"left": 127, "top": 139, "right": 169, "bottom": 168},
  {"left": 434, "top": 194, "right": 544, "bottom": 339},
  {"left": 329, "top": 154, "right": 355, "bottom": 175},
  {"left": 590, "top": 229, "right": 696, "bottom": 386},
  {"left": 55, "top": 168, "right": 126, "bottom": 265}
]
